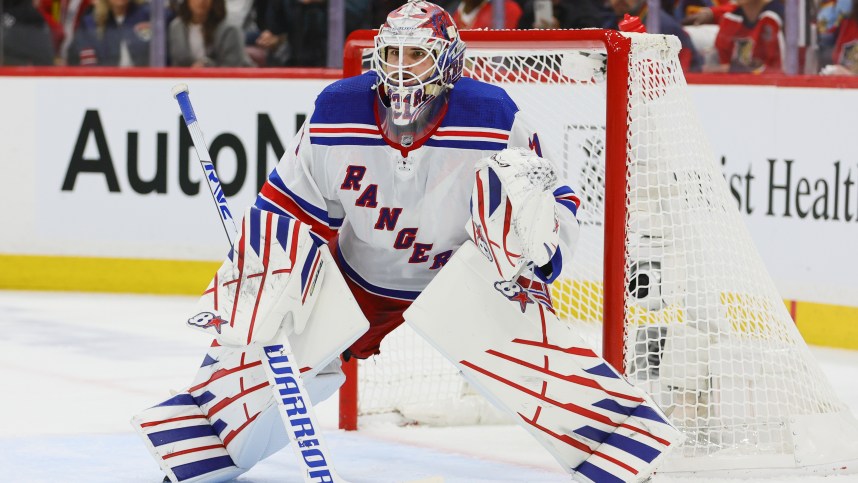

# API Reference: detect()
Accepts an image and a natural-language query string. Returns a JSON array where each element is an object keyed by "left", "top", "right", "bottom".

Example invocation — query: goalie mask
[{"left": 372, "top": 0, "right": 465, "bottom": 147}]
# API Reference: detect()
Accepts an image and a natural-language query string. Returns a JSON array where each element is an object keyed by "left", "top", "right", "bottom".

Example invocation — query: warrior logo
[
  {"left": 188, "top": 312, "right": 229, "bottom": 334},
  {"left": 494, "top": 280, "right": 532, "bottom": 313}
]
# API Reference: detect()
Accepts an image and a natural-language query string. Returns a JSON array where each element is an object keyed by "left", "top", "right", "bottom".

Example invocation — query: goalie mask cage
[{"left": 338, "top": 29, "right": 858, "bottom": 476}]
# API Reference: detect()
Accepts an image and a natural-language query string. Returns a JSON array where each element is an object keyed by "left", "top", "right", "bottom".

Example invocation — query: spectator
[
  {"left": 821, "top": 0, "right": 858, "bottom": 74},
  {"left": 676, "top": 0, "right": 737, "bottom": 25},
  {"left": 38, "top": 0, "right": 93, "bottom": 61},
  {"left": 710, "top": 0, "right": 783, "bottom": 73},
  {"left": 1, "top": 0, "right": 55, "bottom": 65},
  {"left": 247, "top": 0, "right": 288, "bottom": 66},
  {"left": 262, "top": 0, "right": 371, "bottom": 66},
  {"left": 450, "top": 0, "right": 522, "bottom": 29},
  {"left": 224, "top": 0, "right": 254, "bottom": 28},
  {"left": 604, "top": 0, "right": 702, "bottom": 71},
  {"left": 67, "top": 0, "right": 151, "bottom": 66},
  {"left": 817, "top": 0, "right": 852, "bottom": 65},
  {"left": 168, "top": 0, "right": 253, "bottom": 66},
  {"left": 517, "top": 0, "right": 600, "bottom": 29}
]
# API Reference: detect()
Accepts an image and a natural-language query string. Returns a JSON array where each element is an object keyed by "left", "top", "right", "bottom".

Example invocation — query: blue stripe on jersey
[
  {"left": 156, "top": 393, "right": 197, "bottom": 407},
  {"left": 200, "top": 354, "right": 218, "bottom": 367},
  {"left": 148, "top": 424, "right": 216, "bottom": 446},
  {"left": 249, "top": 207, "right": 261, "bottom": 256},
  {"left": 172, "top": 455, "right": 236, "bottom": 482},
  {"left": 336, "top": 243, "right": 421, "bottom": 301},
  {"left": 266, "top": 169, "right": 330, "bottom": 223},
  {"left": 423, "top": 139, "right": 508, "bottom": 151},
  {"left": 575, "top": 461, "right": 624, "bottom": 483},
  {"left": 310, "top": 74, "right": 518, "bottom": 141},
  {"left": 553, "top": 185, "right": 579, "bottom": 216},
  {"left": 255, "top": 197, "right": 288, "bottom": 217},
  {"left": 574, "top": 425, "right": 661, "bottom": 463},
  {"left": 310, "top": 137, "right": 387, "bottom": 147},
  {"left": 557, "top": 199, "right": 578, "bottom": 216},
  {"left": 329, "top": 216, "right": 344, "bottom": 228},
  {"left": 276, "top": 215, "right": 292, "bottom": 253},
  {"left": 487, "top": 167, "right": 502, "bottom": 216}
]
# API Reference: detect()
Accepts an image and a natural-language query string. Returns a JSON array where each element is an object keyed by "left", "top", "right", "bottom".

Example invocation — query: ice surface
[{"left": 1, "top": 291, "right": 857, "bottom": 482}]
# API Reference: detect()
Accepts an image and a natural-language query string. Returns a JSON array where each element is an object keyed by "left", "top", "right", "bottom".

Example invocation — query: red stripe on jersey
[
  {"left": 260, "top": 183, "right": 337, "bottom": 241},
  {"left": 310, "top": 127, "right": 380, "bottom": 135},
  {"left": 434, "top": 130, "right": 509, "bottom": 140}
]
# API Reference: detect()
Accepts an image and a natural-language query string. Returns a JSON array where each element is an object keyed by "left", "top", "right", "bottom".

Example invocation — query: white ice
[{"left": 1, "top": 290, "right": 857, "bottom": 483}]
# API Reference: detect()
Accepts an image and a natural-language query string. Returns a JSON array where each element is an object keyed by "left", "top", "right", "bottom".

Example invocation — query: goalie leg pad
[
  {"left": 131, "top": 391, "right": 244, "bottom": 483},
  {"left": 132, "top": 346, "right": 345, "bottom": 482},
  {"left": 404, "top": 241, "right": 683, "bottom": 483}
]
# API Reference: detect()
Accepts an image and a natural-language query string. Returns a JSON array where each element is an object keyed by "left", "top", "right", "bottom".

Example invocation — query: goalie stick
[{"left": 172, "top": 84, "right": 347, "bottom": 483}]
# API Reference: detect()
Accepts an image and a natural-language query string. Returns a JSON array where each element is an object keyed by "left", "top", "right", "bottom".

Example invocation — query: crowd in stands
[{"left": 1, "top": 0, "right": 857, "bottom": 74}]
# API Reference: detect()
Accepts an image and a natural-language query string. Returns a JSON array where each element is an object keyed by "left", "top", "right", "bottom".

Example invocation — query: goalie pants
[{"left": 332, "top": 240, "right": 413, "bottom": 359}]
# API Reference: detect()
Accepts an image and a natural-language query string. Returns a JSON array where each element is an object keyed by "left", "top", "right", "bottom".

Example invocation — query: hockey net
[{"left": 339, "top": 29, "right": 858, "bottom": 474}]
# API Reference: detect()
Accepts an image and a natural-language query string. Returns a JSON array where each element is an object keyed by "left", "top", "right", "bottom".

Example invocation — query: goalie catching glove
[
  {"left": 187, "top": 206, "right": 326, "bottom": 346},
  {"left": 468, "top": 147, "right": 572, "bottom": 282}
]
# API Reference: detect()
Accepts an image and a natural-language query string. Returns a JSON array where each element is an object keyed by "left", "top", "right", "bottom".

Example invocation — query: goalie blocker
[{"left": 132, "top": 208, "right": 368, "bottom": 483}]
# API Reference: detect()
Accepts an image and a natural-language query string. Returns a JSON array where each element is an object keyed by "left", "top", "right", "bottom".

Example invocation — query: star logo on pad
[
  {"left": 493, "top": 280, "right": 533, "bottom": 313},
  {"left": 510, "top": 290, "right": 532, "bottom": 312},
  {"left": 188, "top": 312, "right": 229, "bottom": 334}
]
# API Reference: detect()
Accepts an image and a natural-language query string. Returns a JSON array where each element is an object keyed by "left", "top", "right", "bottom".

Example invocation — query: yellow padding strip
[
  {"left": 1, "top": 254, "right": 219, "bottom": 295},
  {"left": 795, "top": 301, "right": 858, "bottom": 350},
  {"left": 4, "top": 254, "right": 858, "bottom": 350}
]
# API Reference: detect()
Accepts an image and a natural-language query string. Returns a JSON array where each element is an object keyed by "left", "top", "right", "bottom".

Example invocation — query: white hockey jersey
[{"left": 255, "top": 72, "right": 579, "bottom": 302}]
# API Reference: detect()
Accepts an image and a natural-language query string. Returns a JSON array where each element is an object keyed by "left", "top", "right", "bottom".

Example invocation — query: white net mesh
[{"left": 351, "top": 31, "right": 856, "bottom": 473}]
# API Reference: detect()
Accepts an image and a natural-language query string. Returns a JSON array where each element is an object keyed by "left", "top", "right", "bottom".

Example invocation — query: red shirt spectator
[
  {"left": 451, "top": 0, "right": 522, "bottom": 29},
  {"left": 714, "top": 0, "right": 784, "bottom": 73},
  {"left": 832, "top": 17, "right": 858, "bottom": 73}
]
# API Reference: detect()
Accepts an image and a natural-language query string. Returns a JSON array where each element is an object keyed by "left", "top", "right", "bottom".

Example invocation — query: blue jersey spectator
[{"left": 67, "top": 0, "right": 151, "bottom": 66}]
